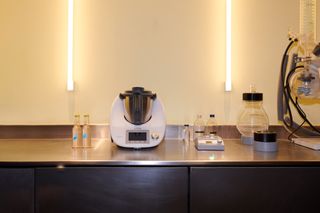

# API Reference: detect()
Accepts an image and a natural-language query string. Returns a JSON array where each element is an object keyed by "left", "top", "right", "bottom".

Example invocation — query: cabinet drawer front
[
  {"left": 36, "top": 167, "right": 188, "bottom": 213},
  {"left": 0, "top": 169, "right": 34, "bottom": 213},
  {"left": 191, "top": 167, "right": 320, "bottom": 213}
]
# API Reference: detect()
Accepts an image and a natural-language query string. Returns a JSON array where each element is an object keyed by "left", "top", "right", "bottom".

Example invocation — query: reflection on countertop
[{"left": 0, "top": 138, "right": 320, "bottom": 166}]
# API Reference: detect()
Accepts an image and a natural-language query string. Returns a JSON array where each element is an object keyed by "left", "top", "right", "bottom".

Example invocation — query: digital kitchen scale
[{"left": 195, "top": 135, "right": 225, "bottom": 151}]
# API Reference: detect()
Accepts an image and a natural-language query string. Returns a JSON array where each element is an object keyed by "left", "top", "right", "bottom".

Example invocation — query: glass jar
[{"left": 236, "top": 87, "right": 269, "bottom": 145}]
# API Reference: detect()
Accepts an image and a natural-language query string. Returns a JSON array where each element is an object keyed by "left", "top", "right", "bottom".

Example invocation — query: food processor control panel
[
  {"left": 126, "top": 130, "right": 150, "bottom": 144},
  {"left": 125, "top": 130, "right": 162, "bottom": 145}
]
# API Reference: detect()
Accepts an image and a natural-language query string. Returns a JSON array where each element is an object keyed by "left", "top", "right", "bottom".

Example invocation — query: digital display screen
[{"left": 128, "top": 132, "right": 147, "bottom": 141}]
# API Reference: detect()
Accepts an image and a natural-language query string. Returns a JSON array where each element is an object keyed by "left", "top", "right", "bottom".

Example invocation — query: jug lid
[{"left": 119, "top": 87, "right": 156, "bottom": 99}]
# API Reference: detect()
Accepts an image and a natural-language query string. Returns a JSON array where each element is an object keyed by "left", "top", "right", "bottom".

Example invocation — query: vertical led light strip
[
  {"left": 225, "top": 0, "right": 232, "bottom": 91},
  {"left": 67, "top": 0, "right": 74, "bottom": 91}
]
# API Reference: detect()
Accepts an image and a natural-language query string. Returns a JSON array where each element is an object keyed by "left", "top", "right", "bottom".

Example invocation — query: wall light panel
[
  {"left": 67, "top": 0, "right": 74, "bottom": 91},
  {"left": 225, "top": 0, "right": 232, "bottom": 91}
]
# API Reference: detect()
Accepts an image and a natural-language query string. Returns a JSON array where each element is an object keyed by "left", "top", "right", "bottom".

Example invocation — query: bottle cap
[
  {"left": 243, "top": 85, "right": 263, "bottom": 101},
  {"left": 243, "top": 93, "right": 263, "bottom": 101}
]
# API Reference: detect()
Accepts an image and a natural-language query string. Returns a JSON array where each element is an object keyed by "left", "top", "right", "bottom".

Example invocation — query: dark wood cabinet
[
  {"left": 190, "top": 167, "right": 320, "bottom": 213},
  {"left": 36, "top": 167, "right": 188, "bottom": 213},
  {"left": 0, "top": 169, "right": 34, "bottom": 213},
  {"left": 2, "top": 165, "right": 320, "bottom": 213}
]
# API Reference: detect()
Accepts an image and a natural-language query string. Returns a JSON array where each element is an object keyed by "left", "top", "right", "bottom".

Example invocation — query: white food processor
[{"left": 110, "top": 87, "right": 166, "bottom": 148}]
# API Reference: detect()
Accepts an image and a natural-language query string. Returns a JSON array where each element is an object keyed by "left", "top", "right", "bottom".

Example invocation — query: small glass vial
[
  {"left": 182, "top": 124, "right": 190, "bottom": 143},
  {"left": 205, "top": 114, "right": 217, "bottom": 136},
  {"left": 193, "top": 115, "right": 205, "bottom": 141},
  {"left": 82, "top": 114, "right": 92, "bottom": 148},
  {"left": 72, "top": 114, "right": 82, "bottom": 148}
]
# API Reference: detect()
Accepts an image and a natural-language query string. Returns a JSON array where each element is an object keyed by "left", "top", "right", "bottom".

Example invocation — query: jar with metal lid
[{"left": 236, "top": 86, "right": 269, "bottom": 145}]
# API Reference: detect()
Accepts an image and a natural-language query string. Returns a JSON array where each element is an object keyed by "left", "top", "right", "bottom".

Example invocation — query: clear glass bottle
[
  {"left": 236, "top": 86, "right": 269, "bottom": 145},
  {"left": 82, "top": 114, "right": 92, "bottom": 147},
  {"left": 205, "top": 114, "right": 217, "bottom": 136},
  {"left": 72, "top": 114, "right": 82, "bottom": 148},
  {"left": 193, "top": 115, "right": 205, "bottom": 141},
  {"left": 182, "top": 124, "right": 190, "bottom": 143}
]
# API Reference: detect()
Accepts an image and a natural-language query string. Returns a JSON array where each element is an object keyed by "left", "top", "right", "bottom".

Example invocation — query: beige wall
[{"left": 0, "top": 0, "right": 319, "bottom": 125}]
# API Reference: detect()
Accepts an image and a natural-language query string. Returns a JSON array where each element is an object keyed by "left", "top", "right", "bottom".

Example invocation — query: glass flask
[
  {"left": 290, "top": 66, "right": 320, "bottom": 99},
  {"left": 236, "top": 87, "right": 269, "bottom": 145}
]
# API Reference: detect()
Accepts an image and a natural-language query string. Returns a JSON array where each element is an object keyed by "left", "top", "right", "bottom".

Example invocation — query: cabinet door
[
  {"left": 36, "top": 167, "right": 188, "bottom": 213},
  {"left": 190, "top": 167, "right": 320, "bottom": 213},
  {"left": 0, "top": 169, "right": 34, "bottom": 213}
]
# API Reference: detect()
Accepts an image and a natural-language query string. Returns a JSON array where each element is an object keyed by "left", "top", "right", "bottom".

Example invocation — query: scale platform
[{"left": 292, "top": 138, "right": 320, "bottom": 150}]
